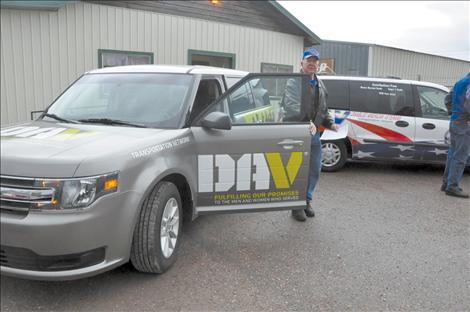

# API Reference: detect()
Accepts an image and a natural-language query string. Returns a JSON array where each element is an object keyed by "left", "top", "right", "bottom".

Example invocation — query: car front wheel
[
  {"left": 131, "top": 181, "right": 182, "bottom": 273},
  {"left": 321, "top": 140, "right": 347, "bottom": 172}
]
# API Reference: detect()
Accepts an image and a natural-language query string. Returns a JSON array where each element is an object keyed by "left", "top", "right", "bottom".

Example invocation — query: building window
[
  {"left": 188, "top": 50, "right": 235, "bottom": 69},
  {"left": 260, "top": 63, "right": 293, "bottom": 73},
  {"left": 260, "top": 63, "right": 293, "bottom": 97},
  {"left": 98, "top": 49, "right": 154, "bottom": 68}
]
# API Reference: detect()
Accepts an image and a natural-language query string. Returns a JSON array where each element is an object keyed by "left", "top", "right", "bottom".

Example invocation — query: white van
[{"left": 318, "top": 76, "right": 455, "bottom": 171}]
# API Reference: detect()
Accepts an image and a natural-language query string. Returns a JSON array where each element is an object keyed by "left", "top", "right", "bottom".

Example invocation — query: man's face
[{"left": 301, "top": 57, "right": 319, "bottom": 75}]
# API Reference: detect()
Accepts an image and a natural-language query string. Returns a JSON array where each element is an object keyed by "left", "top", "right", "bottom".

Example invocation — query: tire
[
  {"left": 321, "top": 140, "right": 347, "bottom": 172},
  {"left": 131, "top": 181, "right": 182, "bottom": 274}
]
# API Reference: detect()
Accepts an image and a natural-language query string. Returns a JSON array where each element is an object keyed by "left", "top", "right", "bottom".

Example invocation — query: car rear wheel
[
  {"left": 321, "top": 140, "right": 347, "bottom": 172},
  {"left": 131, "top": 181, "right": 182, "bottom": 273}
]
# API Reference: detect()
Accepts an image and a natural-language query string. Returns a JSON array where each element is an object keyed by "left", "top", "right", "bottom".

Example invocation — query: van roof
[
  {"left": 319, "top": 75, "right": 449, "bottom": 91},
  {"left": 87, "top": 65, "right": 248, "bottom": 77}
]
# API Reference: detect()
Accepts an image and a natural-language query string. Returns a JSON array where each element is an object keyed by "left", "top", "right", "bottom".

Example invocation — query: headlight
[
  {"left": 33, "top": 172, "right": 119, "bottom": 210},
  {"left": 61, "top": 178, "right": 97, "bottom": 209}
]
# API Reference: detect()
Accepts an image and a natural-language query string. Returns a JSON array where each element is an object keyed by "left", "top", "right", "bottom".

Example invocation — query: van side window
[
  {"left": 349, "top": 81, "right": 414, "bottom": 116},
  {"left": 322, "top": 80, "right": 349, "bottom": 110},
  {"left": 416, "top": 86, "right": 449, "bottom": 120}
]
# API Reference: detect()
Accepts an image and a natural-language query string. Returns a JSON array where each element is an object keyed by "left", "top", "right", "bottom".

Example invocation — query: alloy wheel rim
[
  {"left": 322, "top": 143, "right": 341, "bottom": 167},
  {"left": 160, "top": 197, "right": 179, "bottom": 258}
]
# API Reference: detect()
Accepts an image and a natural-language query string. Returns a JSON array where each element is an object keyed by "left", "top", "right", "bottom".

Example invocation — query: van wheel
[
  {"left": 131, "top": 181, "right": 182, "bottom": 273},
  {"left": 321, "top": 140, "right": 347, "bottom": 172}
]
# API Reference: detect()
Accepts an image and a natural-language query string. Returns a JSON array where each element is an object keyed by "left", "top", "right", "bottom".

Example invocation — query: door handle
[
  {"left": 422, "top": 123, "right": 436, "bottom": 130},
  {"left": 277, "top": 139, "right": 304, "bottom": 150},
  {"left": 395, "top": 120, "right": 409, "bottom": 127}
]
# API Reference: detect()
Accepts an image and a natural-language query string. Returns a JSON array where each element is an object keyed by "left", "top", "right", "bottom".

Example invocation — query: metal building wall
[
  {"left": 315, "top": 41, "right": 369, "bottom": 76},
  {"left": 0, "top": 1, "right": 304, "bottom": 125},
  {"left": 368, "top": 45, "right": 470, "bottom": 87}
]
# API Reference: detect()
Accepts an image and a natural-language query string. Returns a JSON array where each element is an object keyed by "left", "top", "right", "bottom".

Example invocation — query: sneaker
[
  {"left": 305, "top": 200, "right": 315, "bottom": 218},
  {"left": 441, "top": 182, "right": 447, "bottom": 191},
  {"left": 445, "top": 186, "right": 469, "bottom": 198},
  {"left": 291, "top": 209, "right": 306, "bottom": 221}
]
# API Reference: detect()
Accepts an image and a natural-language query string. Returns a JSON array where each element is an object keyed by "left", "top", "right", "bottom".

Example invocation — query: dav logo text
[{"left": 198, "top": 152, "right": 304, "bottom": 193}]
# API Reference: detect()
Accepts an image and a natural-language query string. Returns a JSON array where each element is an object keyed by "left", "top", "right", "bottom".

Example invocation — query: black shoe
[
  {"left": 445, "top": 186, "right": 469, "bottom": 198},
  {"left": 291, "top": 209, "right": 306, "bottom": 221},
  {"left": 442, "top": 181, "right": 463, "bottom": 192},
  {"left": 305, "top": 201, "right": 315, "bottom": 218}
]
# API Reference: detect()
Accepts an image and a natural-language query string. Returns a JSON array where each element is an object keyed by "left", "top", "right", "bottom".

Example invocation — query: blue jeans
[
  {"left": 444, "top": 120, "right": 470, "bottom": 189},
  {"left": 307, "top": 133, "right": 322, "bottom": 201}
]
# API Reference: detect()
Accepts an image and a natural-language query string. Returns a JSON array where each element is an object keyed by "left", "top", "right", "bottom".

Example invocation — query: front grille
[
  {"left": 0, "top": 245, "right": 106, "bottom": 271},
  {"left": 0, "top": 176, "right": 35, "bottom": 188},
  {"left": 0, "top": 175, "right": 55, "bottom": 214}
]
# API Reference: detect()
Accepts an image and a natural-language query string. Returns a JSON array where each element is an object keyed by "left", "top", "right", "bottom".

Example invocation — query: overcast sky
[{"left": 278, "top": 1, "right": 470, "bottom": 62}]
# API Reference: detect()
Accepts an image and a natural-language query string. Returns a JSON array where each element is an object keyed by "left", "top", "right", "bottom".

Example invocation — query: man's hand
[{"left": 309, "top": 121, "right": 317, "bottom": 135}]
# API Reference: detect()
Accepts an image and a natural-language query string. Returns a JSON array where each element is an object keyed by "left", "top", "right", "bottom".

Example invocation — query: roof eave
[
  {"left": 0, "top": 1, "right": 74, "bottom": 11},
  {"left": 268, "top": 1, "right": 322, "bottom": 46}
]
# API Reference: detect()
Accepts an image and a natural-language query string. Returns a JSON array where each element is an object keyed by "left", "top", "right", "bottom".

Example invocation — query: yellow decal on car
[
  {"left": 234, "top": 106, "right": 274, "bottom": 123},
  {"left": 265, "top": 152, "right": 302, "bottom": 189},
  {"left": 0, "top": 126, "right": 95, "bottom": 140}
]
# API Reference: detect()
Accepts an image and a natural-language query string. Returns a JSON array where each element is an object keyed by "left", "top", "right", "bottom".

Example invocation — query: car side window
[
  {"left": 225, "top": 76, "right": 242, "bottom": 88},
  {"left": 229, "top": 83, "right": 256, "bottom": 115},
  {"left": 349, "top": 81, "right": 414, "bottom": 116},
  {"left": 322, "top": 79, "right": 349, "bottom": 110},
  {"left": 191, "top": 79, "right": 221, "bottom": 120},
  {"left": 207, "top": 75, "right": 307, "bottom": 124},
  {"left": 416, "top": 86, "right": 449, "bottom": 120}
]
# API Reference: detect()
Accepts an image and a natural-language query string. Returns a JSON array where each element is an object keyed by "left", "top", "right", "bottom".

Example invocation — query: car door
[
  {"left": 347, "top": 80, "right": 416, "bottom": 161},
  {"left": 413, "top": 84, "right": 450, "bottom": 163},
  {"left": 191, "top": 73, "right": 312, "bottom": 214}
]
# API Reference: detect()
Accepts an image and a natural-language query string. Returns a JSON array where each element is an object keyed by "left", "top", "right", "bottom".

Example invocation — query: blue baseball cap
[{"left": 303, "top": 47, "right": 320, "bottom": 60}]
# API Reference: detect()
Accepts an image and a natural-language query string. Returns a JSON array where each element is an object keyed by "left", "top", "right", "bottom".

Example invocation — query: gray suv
[{"left": 1, "top": 65, "right": 314, "bottom": 280}]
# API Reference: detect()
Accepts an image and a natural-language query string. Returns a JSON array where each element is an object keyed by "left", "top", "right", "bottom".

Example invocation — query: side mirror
[{"left": 200, "top": 112, "right": 232, "bottom": 130}]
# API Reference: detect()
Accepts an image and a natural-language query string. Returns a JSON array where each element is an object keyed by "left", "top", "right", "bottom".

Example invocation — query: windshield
[{"left": 46, "top": 73, "right": 195, "bottom": 128}]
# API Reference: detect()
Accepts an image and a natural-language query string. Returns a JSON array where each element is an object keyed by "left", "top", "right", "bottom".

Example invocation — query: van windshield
[{"left": 46, "top": 73, "right": 195, "bottom": 128}]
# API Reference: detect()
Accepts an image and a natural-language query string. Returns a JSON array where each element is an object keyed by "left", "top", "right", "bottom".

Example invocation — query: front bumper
[{"left": 0, "top": 190, "right": 141, "bottom": 280}]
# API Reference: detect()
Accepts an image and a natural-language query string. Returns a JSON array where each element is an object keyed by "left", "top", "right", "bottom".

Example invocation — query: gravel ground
[{"left": 1, "top": 162, "right": 469, "bottom": 312}]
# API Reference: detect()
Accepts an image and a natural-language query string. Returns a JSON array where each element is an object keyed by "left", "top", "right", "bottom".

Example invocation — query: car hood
[{"left": 0, "top": 121, "right": 187, "bottom": 178}]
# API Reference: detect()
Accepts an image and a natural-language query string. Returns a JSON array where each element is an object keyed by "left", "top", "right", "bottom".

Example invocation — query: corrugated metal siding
[
  {"left": 315, "top": 41, "right": 369, "bottom": 76},
  {"left": 369, "top": 46, "right": 470, "bottom": 87},
  {"left": 0, "top": 2, "right": 304, "bottom": 125}
]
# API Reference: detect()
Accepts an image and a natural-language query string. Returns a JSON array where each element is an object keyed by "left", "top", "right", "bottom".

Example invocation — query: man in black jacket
[{"left": 284, "top": 47, "right": 338, "bottom": 221}]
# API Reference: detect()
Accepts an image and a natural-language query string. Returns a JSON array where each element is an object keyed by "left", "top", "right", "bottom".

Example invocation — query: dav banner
[{"left": 197, "top": 152, "right": 308, "bottom": 206}]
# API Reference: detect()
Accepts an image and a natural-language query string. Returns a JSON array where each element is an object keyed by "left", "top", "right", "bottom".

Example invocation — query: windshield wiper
[
  {"left": 42, "top": 113, "right": 79, "bottom": 124},
  {"left": 78, "top": 118, "right": 147, "bottom": 128}
]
